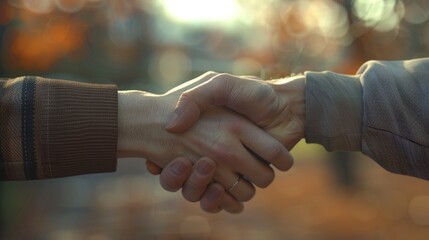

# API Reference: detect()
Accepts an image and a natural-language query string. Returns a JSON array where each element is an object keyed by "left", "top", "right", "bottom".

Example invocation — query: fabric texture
[
  {"left": 305, "top": 58, "right": 429, "bottom": 180},
  {"left": 0, "top": 76, "right": 118, "bottom": 180}
]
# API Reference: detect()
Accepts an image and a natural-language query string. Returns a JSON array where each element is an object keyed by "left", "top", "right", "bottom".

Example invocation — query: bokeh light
[
  {"left": 55, "top": 0, "right": 86, "bottom": 13},
  {"left": 408, "top": 195, "right": 429, "bottom": 226},
  {"left": 160, "top": 0, "right": 239, "bottom": 24},
  {"left": 22, "top": 0, "right": 55, "bottom": 14}
]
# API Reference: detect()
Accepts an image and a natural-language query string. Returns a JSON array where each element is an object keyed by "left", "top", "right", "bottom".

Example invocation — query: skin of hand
[
  {"left": 166, "top": 73, "right": 306, "bottom": 149},
  {"left": 151, "top": 73, "right": 306, "bottom": 212},
  {"left": 117, "top": 72, "right": 294, "bottom": 213},
  {"left": 148, "top": 157, "right": 225, "bottom": 213}
]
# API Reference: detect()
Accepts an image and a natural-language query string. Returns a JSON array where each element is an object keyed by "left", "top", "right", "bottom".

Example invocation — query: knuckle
[
  {"left": 179, "top": 91, "right": 193, "bottom": 102},
  {"left": 209, "top": 73, "right": 240, "bottom": 105},
  {"left": 214, "top": 72, "right": 230, "bottom": 79},
  {"left": 215, "top": 146, "right": 240, "bottom": 164},
  {"left": 204, "top": 71, "right": 218, "bottom": 77},
  {"left": 213, "top": 73, "right": 234, "bottom": 90}
]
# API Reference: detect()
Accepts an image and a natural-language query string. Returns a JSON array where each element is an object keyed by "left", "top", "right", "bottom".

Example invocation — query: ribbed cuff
[
  {"left": 35, "top": 78, "right": 118, "bottom": 178},
  {"left": 304, "top": 71, "right": 363, "bottom": 151}
]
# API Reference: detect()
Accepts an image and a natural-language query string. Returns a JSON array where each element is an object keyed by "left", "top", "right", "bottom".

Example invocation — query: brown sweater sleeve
[{"left": 0, "top": 76, "right": 118, "bottom": 180}]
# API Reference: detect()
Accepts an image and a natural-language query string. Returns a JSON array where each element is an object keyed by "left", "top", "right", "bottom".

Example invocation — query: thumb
[
  {"left": 165, "top": 95, "right": 202, "bottom": 133},
  {"left": 165, "top": 74, "right": 238, "bottom": 133}
]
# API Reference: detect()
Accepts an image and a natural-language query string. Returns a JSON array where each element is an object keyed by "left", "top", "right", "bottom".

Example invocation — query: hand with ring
[
  {"left": 123, "top": 72, "right": 293, "bottom": 214},
  {"left": 145, "top": 72, "right": 305, "bottom": 213}
]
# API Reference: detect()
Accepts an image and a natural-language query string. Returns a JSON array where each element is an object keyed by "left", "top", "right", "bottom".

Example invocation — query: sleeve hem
[{"left": 304, "top": 71, "right": 363, "bottom": 151}]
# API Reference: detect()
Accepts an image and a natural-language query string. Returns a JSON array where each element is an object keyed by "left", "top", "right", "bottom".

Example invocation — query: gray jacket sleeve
[{"left": 304, "top": 58, "right": 429, "bottom": 180}]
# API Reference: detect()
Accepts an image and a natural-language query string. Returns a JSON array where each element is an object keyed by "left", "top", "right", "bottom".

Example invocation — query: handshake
[
  {"left": 0, "top": 59, "right": 423, "bottom": 209},
  {"left": 117, "top": 72, "right": 306, "bottom": 213}
]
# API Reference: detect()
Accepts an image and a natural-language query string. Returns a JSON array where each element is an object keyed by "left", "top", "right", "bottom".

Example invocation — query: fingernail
[
  {"left": 171, "top": 161, "right": 186, "bottom": 176},
  {"left": 197, "top": 161, "right": 212, "bottom": 175},
  {"left": 165, "top": 112, "right": 179, "bottom": 129}
]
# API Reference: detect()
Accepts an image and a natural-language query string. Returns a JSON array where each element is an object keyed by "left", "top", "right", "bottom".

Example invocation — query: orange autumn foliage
[{"left": 7, "top": 15, "right": 87, "bottom": 71}]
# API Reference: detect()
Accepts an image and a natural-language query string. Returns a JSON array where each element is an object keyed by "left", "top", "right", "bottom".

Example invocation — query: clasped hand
[{"left": 117, "top": 72, "right": 305, "bottom": 213}]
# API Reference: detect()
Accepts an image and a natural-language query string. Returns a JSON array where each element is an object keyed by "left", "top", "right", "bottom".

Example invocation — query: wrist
[
  {"left": 117, "top": 90, "right": 158, "bottom": 158},
  {"left": 272, "top": 75, "right": 306, "bottom": 131},
  {"left": 117, "top": 91, "right": 181, "bottom": 166}
]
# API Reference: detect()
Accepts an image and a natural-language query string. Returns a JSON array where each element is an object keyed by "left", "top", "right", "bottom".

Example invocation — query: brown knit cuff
[{"left": 34, "top": 77, "right": 118, "bottom": 178}]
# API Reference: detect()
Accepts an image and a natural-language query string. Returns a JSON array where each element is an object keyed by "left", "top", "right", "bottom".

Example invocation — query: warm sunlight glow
[{"left": 161, "top": 0, "right": 239, "bottom": 23}]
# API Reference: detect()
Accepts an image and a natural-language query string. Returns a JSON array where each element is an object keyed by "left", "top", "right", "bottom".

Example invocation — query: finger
[
  {"left": 166, "top": 73, "right": 243, "bottom": 133},
  {"left": 146, "top": 160, "right": 162, "bottom": 175},
  {"left": 182, "top": 157, "right": 216, "bottom": 202},
  {"left": 213, "top": 138, "right": 275, "bottom": 188},
  {"left": 214, "top": 165, "right": 256, "bottom": 201},
  {"left": 159, "top": 157, "right": 193, "bottom": 192},
  {"left": 200, "top": 182, "right": 225, "bottom": 213},
  {"left": 221, "top": 193, "right": 244, "bottom": 214},
  {"left": 240, "top": 126, "right": 294, "bottom": 172}
]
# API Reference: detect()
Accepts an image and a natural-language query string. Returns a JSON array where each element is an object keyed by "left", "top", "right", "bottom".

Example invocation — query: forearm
[
  {"left": 117, "top": 90, "right": 163, "bottom": 159},
  {"left": 0, "top": 76, "right": 118, "bottom": 180},
  {"left": 305, "top": 58, "right": 429, "bottom": 179},
  {"left": 116, "top": 90, "right": 184, "bottom": 166},
  {"left": 268, "top": 75, "right": 306, "bottom": 149}
]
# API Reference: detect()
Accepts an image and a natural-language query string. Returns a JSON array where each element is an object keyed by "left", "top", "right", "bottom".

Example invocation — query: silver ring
[{"left": 227, "top": 176, "right": 241, "bottom": 192}]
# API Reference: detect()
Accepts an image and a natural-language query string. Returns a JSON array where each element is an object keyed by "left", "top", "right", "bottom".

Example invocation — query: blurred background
[{"left": 1, "top": 0, "right": 429, "bottom": 239}]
